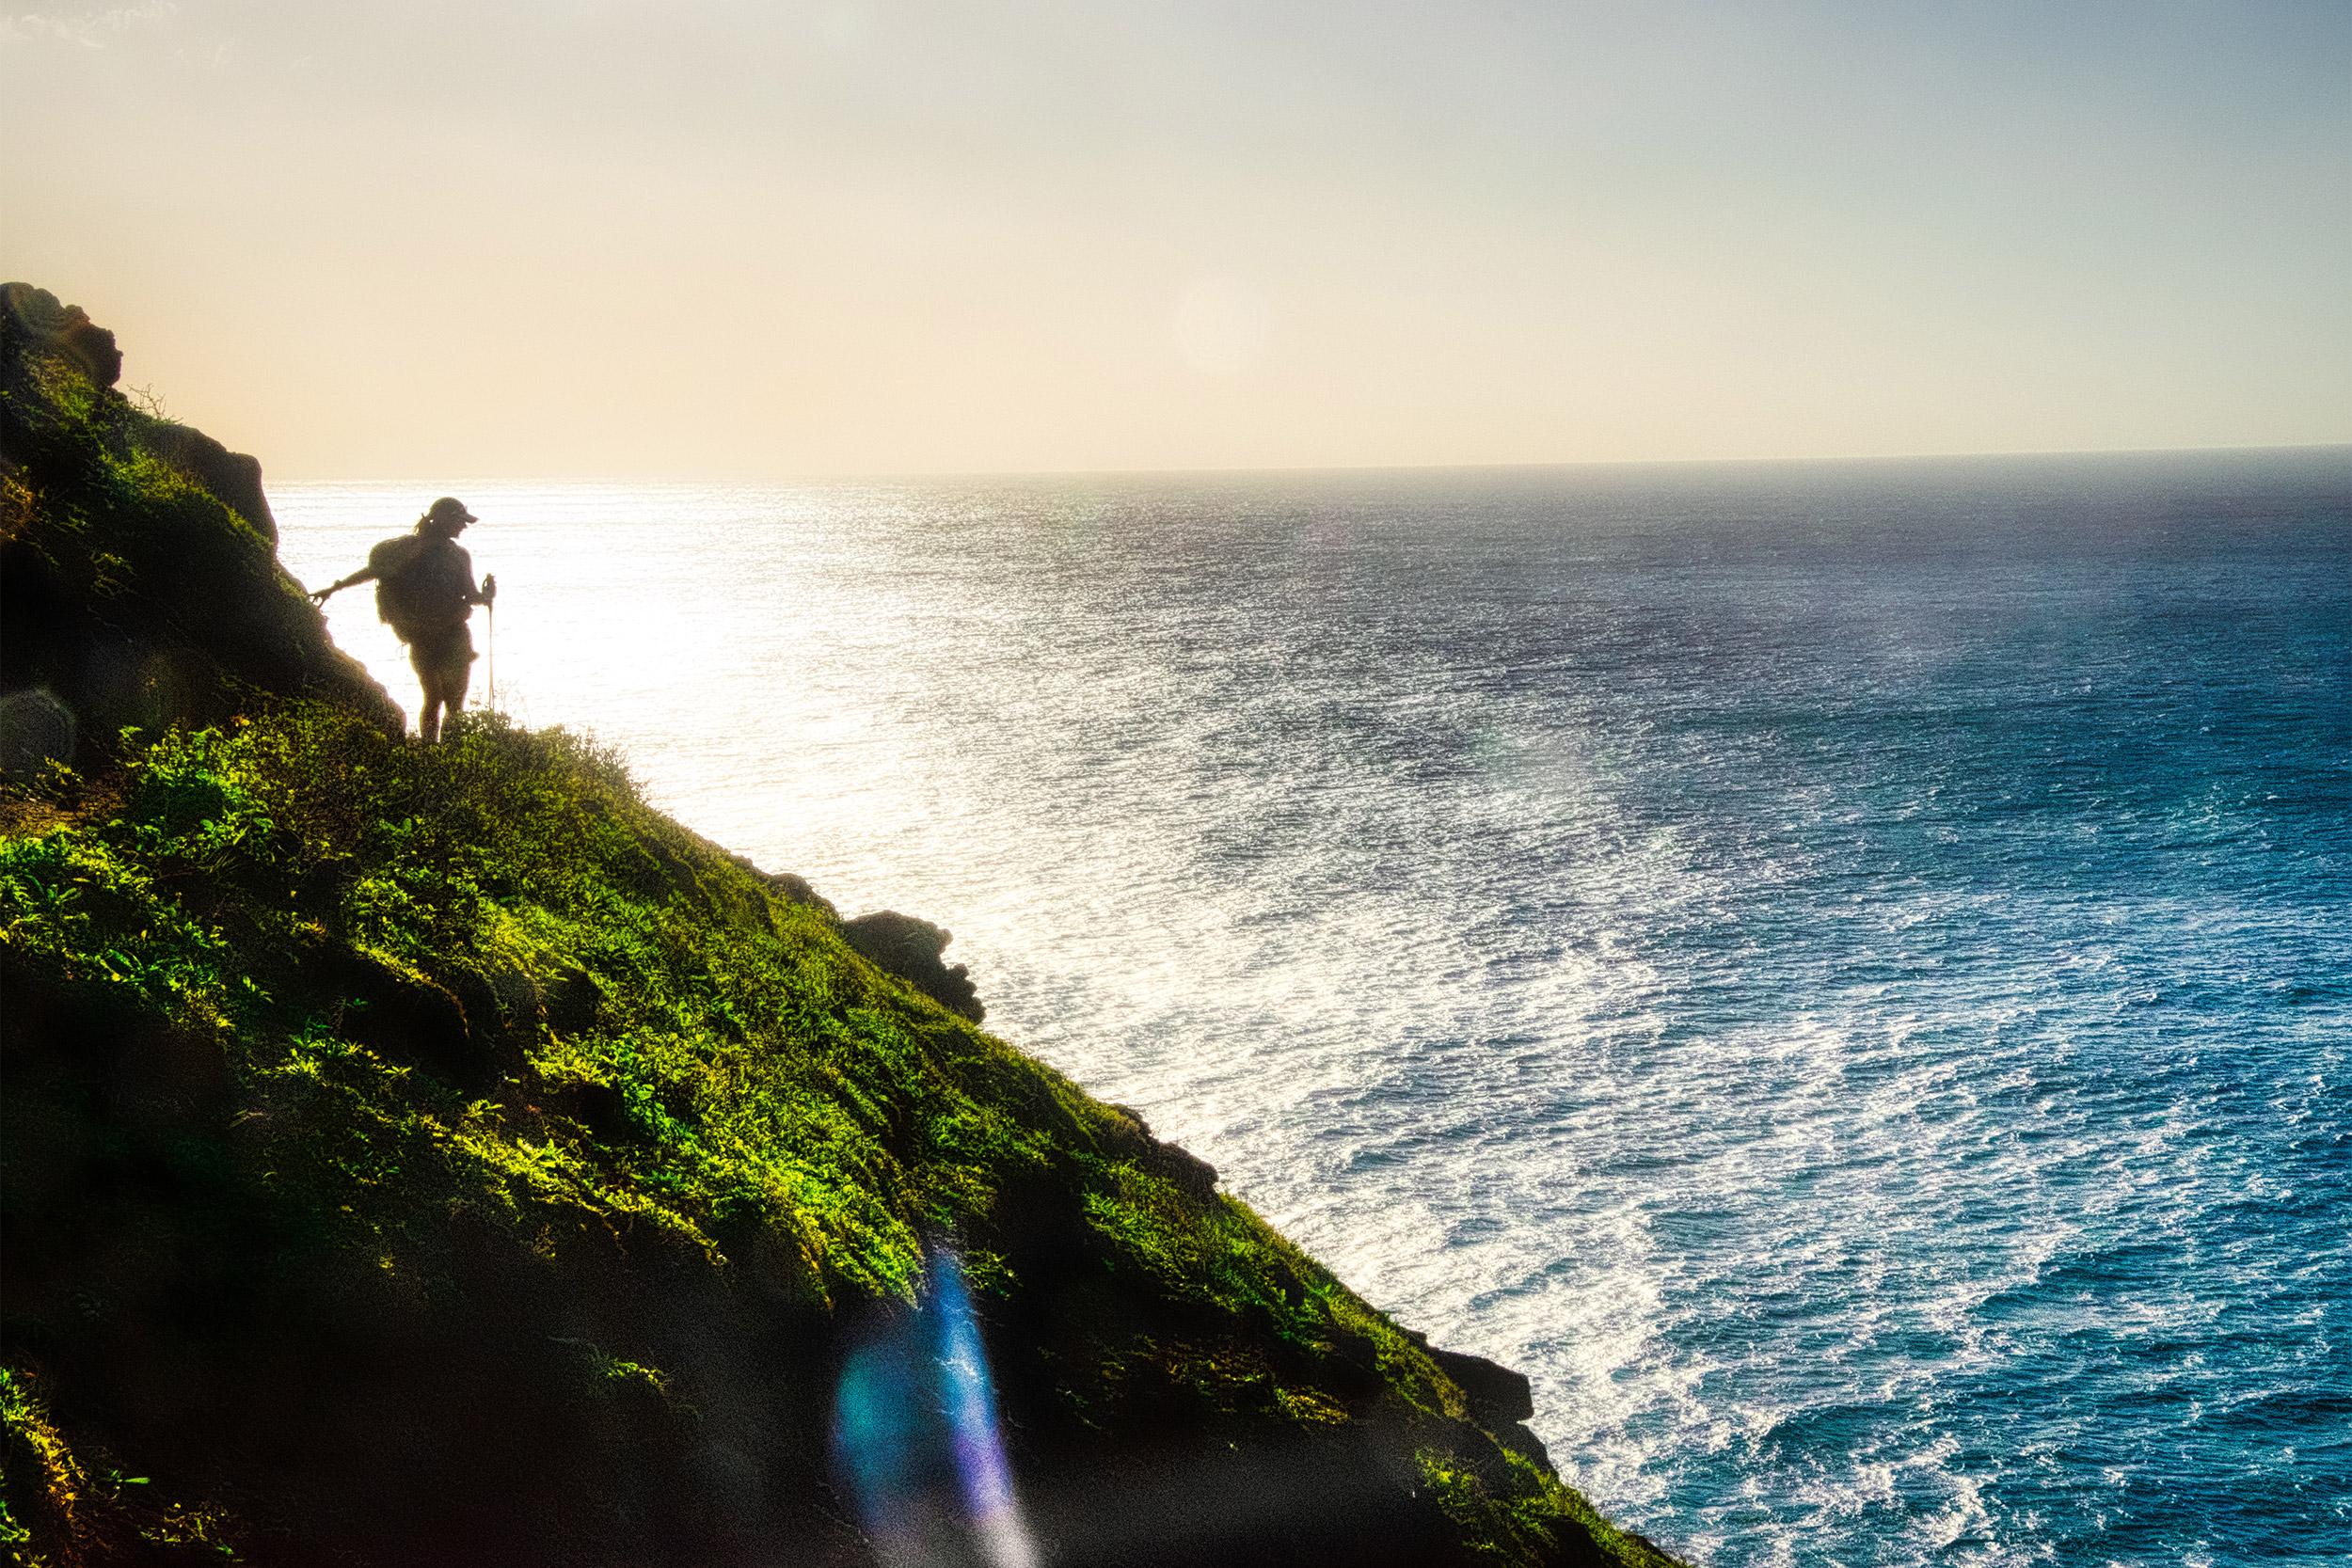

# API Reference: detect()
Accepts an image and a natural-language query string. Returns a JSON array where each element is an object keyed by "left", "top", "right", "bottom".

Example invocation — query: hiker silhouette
[{"left": 311, "top": 497, "right": 497, "bottom": 743}]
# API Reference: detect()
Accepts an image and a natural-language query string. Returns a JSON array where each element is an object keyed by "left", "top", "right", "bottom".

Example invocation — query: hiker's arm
[
  {"left": 310, "top": 566, "right": 377, "bottom": 604},
  {"left": 469, "top": 573, "right": 497, "bottom": 607}
]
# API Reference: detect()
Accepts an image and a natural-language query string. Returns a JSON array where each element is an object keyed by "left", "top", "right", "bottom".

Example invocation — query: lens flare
[
  {"left": 830, "top": 1245, "right": 1037, "bottom": 1568},
  {"left": 1172, "top": 277, "right": 1272, "bottom": 373}
]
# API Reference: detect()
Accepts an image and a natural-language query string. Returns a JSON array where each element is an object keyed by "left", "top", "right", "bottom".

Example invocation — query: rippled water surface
[{"left": 278, "top": 451, "right": 2352, "bottom": 1565}]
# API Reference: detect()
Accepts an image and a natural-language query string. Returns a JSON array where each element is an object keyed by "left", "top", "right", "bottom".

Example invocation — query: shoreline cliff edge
[{"left": 0, "top": 284, "right": 1689, "bottom": 1568}]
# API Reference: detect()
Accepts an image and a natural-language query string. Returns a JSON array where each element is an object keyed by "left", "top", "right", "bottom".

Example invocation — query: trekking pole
[{"left": 483, "top": 574, "right": 497, "bottom": 710}]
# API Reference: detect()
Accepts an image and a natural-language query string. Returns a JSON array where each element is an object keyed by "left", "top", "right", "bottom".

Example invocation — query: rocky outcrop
[
  {"left": 731, "top": 855, "right": 840, "bottom": 916},
  {"left": 1403, "top": 1328, "right": 1552, "bottom": 1468},
  {"left": 841, "top": 909, "right": 986, "bottom": 1022},
  {"left": 1101, "top": 1101, "right": 1221, "bottom": 1204},
  {"left": 0, "top": 282, "right": 121, "bottom": 395},
  {"left": 0, "top": 283, "right": 399, "bottom": 775},
  {"left": 0, "top": 283, "right": 275, "bottom": 545},
  {"left": 137, "top": 419, "right": 278, "bottom": 546}
]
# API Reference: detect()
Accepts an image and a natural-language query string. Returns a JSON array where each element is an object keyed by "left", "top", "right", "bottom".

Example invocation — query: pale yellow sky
[{"left": 7, "top": 1, "right": 2348, "bottom": 478}]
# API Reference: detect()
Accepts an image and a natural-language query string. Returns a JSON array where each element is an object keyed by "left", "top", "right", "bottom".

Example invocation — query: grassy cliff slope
[{"left": 0, "top": 286, "right": 1684, "bottom": 1568}]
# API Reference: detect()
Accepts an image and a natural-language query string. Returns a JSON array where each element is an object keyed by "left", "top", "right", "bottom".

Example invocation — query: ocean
[{"left": 276, "top": 449, "right": 2351, "bottom": 1566}]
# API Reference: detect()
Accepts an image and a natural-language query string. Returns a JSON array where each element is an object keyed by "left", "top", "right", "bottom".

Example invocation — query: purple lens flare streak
[{"left": 830, "top": 1243, "right": 1038, "bottom": 1568}]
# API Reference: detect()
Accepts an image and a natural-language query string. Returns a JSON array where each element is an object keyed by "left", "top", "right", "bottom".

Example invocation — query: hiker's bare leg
[
  {"left": 408, "top": 649, "right": 436, "bottom": 743},
  {"left": 411, "top": 631, "right": 471, "bottom": 744}
]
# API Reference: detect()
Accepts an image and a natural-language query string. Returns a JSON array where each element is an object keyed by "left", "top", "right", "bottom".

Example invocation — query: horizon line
[{"left": 265, "top": 439, "right": 2352, "bottom": 489}]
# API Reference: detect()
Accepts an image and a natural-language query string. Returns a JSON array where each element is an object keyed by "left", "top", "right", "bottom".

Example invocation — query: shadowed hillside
[{"left": 0, "top": 284, "right": 1685, "bottom": 1568}]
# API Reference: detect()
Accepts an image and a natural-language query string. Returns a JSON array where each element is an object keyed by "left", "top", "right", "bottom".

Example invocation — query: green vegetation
[
  {"left": 1, "top": 341, "right": 395, "bottom": 755},
  {"left": 1, "top": 288, "right": 1685, "bottom": 1565}
]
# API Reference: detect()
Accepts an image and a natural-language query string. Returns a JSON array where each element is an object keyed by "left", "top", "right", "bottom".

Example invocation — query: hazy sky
[{"left": 7, "top": 1, "right": 2348, "bottom": 477}]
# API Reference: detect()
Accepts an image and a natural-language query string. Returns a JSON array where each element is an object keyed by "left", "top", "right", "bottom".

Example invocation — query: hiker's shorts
[{"left": 406, "top": 623, "right": 475, "bottom": 694}]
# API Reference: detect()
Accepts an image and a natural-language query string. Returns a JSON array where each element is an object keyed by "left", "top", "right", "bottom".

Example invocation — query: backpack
[{"left": 368, "top": 534, "right": 469, "bottom": 639}]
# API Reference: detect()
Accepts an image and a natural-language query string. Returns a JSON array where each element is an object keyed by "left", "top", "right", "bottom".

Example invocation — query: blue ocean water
[{"left": 278, "top": 448, "right": 2352, "bottom": 1565}]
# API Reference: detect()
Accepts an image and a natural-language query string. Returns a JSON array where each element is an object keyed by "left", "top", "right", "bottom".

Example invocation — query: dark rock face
[
  {"left": 729, "top": 854, "right": 840, "bottom": 918},
  {"left": 2, "top": 285, "right": 274, "bottom": 544},
  {"left": 1401, "top": 1328, "right": 1553, "bottom": 1470},
  {"left": 0, "top": 283, "right": 401, "bottom": 772},
  {"left": 0, "top": 282, "right": 121, "bottom": 393},
  {"left": 1100, "top": 1102, "right": 1221, "bottom": 1204},
  {"left": 1424, "top": 1343, "right": 1535, "bottom": 1425},
  {"left": 840, "top": 909, "right": 985, "bottom": 1022},
  {"left": 0, "top": 689, "right": 74, "bottom": 779},
  {"left": 322, "top": 951, "right": 527, "bottom": 1100},
  {"left": 138, "top": 420, "right": 278, "bottom": 546}
]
